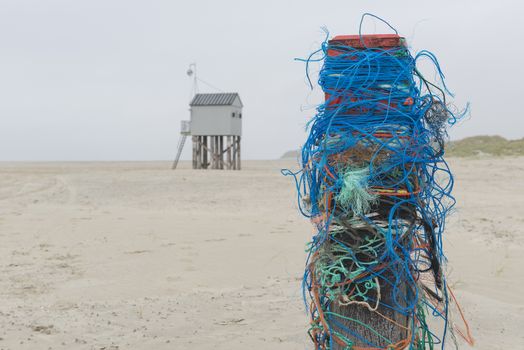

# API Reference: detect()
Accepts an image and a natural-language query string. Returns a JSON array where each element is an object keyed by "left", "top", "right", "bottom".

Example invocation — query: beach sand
[{"left": 0, "top": 158, "right": 523, "bottom": 349}]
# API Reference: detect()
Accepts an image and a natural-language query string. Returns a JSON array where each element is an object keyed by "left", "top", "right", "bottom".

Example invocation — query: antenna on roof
[
  {"left": 188, "top": 63, "right": 224, "bottom": 94},
  {"left": 187, "top": 63, "right": 198, "bottom": 98}
]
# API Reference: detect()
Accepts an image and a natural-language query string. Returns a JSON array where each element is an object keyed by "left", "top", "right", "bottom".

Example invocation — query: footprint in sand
[
  {"left": 204, "top": 238, "right": 226, "bottom": 242},
  {"left": 31, "top": 324, "right": 56, "bottom": 335},
  {"left": 124, "top": 250, "right": 151, "bottom": 255}
]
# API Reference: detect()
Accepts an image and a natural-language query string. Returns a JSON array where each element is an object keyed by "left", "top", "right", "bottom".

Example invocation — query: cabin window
[
  {"left": 232, "top": 112, "right": 235, "bottom": 118},
  {"left": 239, "top": 113, "right": 242, "bottom": 119}
]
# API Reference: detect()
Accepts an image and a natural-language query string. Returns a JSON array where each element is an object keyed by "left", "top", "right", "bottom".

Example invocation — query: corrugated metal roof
[{"left": 190, "top": 93, "right": 241, "bottom": 107}]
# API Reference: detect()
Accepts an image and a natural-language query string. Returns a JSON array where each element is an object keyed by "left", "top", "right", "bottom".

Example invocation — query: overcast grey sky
[{"left": 1, "top": 0, "right": 522, "bottom": 160}]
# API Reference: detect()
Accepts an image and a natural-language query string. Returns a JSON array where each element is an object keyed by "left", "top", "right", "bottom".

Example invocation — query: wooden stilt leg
[
  {"left": 219, "top": 136, "right": 223, "bottom": 170},
  {"left": 192, "top": 136, "right": 196, "bottom": 169},
  {"left": 216, "top": 136, "right": 219, "bottom": 170},
  {"left": 211, "top": 136, "right": 215, "bottom": 169},
  {"left": 197, "top": 136, "right": 200, "bottom": 169},
  {"left": 198, "top": 136, "right": 202, "bottom": 169},
  {"left": 215, "top": 136, "right": 219, "bottom": 170},
  {"left": 232, "top": 136, "right": 236, "bottom": 170},
  {"left": 237, "top": 136, "right": 241, "bottom": 170},
  {"left": 227, "top": 136, "right": 231, "bottom": 170},
  {"left": 234, "top": 136, "right": 238, "bottom": 171},
  {"left": 202, "top": 136, "right": 207, "bottom": 169}
]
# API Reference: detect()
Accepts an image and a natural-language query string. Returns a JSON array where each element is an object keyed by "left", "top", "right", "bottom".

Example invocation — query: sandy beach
[{"left": 1, "top": 158, "right": 523, "bottom": 349}]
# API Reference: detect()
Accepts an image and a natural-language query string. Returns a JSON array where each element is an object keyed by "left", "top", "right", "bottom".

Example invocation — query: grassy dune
[
  {"left": 281, "top": 136, "right": 524, "bottom": 159},
  {"left": 446, "top": 135, "right": 524, "bottom": 157}
]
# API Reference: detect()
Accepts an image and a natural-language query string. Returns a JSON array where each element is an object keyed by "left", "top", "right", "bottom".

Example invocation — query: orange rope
[{"left": 447, "top": 286, "right": 475, "bottom": 346}]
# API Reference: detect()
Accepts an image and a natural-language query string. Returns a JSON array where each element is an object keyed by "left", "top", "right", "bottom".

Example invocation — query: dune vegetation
[{"left": 281, "top": 136, "right": 524, "bottom": 159}]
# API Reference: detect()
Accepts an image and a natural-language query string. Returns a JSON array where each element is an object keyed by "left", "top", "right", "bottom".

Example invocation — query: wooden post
[
  {"left": 330, "top": 204, "right": 412, "bottom": 349},
  {"left": 231, "top": 136, "right": 237, "bottom": 170},
  {"left": 192, "top": 136, "right": 197, "bottom": 169},
  {"left": 227, "top": 136, "right": 232, "bottom": 170},
  {"left": 214, "top": 136, "right": 218, "bottom": 169},
  {"left": 215, "top": 136, "right": 219, "bottom": 170},
  {"left": 237, "top": 136, "right": 241, "bottom": 170},
  {"left": 208, "top": 136, "right": 212, "bottom": 169},
  {"left": 233, "top": 136, "right": 238, "bottom": 171},
  {"left": 217, "top": 136, "right": 220, "bottom": 170},
  {"left": 202, "top": 136, "right": 208, "bottom": 169},
  {"left": 218, "top": 136, "right": 222, "bottom": 169},
  {"left": 223, "top": 136, "right": 227, "bottom": 170},
  {"left": 219, "top": 136, "right": 224, "bottom": 170},
  {"left": 194, "top": 136, "right": 198, "bottom": 169},
  {"left": 331, "top": 278, "right": 408, "bottom": 349},
  {"left": 200, "top": 136, "right": 205, "bottom": 169},
  {"left": 211, "top": 136, "right": 216, "bottom": 169},
  {"left": 199, "top": 136, "right": 204, "bottom": 169},
  {"left": 195, "top": 136, "right": 198, "bottom": 169},
  {"left": 198, "top": 136, "right": 203, "bottom": 169},
  {"left": 197, "top": 136, "right": 202, "bottom": 169}
]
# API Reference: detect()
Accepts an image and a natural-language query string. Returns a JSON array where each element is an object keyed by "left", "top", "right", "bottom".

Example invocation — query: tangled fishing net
[{"left": 283, "top": 14, "right": 473, "bottom": 350}]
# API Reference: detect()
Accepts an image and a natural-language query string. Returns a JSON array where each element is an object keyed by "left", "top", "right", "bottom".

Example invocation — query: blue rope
[{"left": 284, "top": 14, "right": 467, "bottom": 349}]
